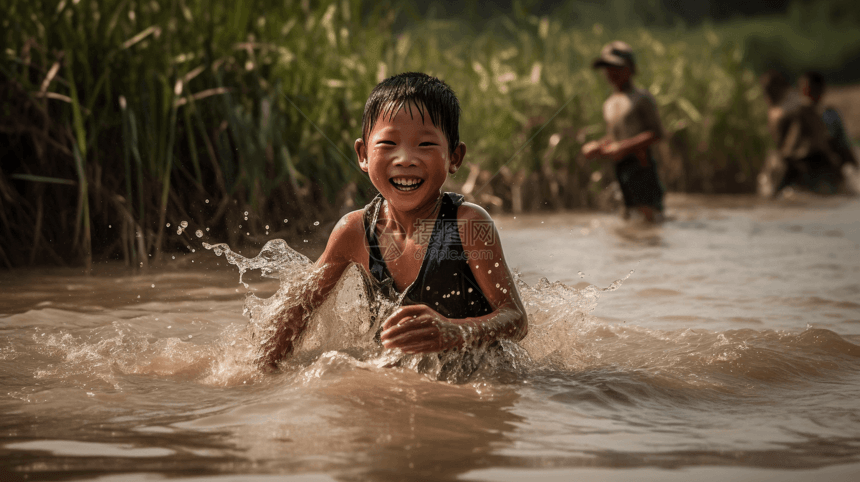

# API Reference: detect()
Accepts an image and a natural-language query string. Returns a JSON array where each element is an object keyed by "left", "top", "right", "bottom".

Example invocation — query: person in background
[
  {"left": 761, "top": 70, "right": 793, "bottom": 144},
  {"left": 761, "top": 70, "right": 804, "bottom": 196},
  {"left": 800, "top": 71, "right": 858, "bottom": 173},
  {"left": 767, "top": 70, "right": 841, "bottom": 196},
  {"left": 582, "top": 40, "right": 665, "bottom": 222}
]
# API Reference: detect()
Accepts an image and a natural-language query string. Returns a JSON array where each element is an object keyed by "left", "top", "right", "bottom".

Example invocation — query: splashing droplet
[
  {"left": 244, "top": 211, "right": 249, "bottom": 216},
  {"left": 176, "top": 228, "right": 182, "bottom": 235},
  {"left": 166, "top": 223, "right": 171, "bottom": 228},
  {"left": 205, "top": 199, "right": 209, "bottom": 203},
  {"left": 314, "top": 221, "right": 320, "bottom": 226},
  {"left": 180, "top": 221, "right": 188, "bottom": 228},
  {"left": 195, "top": 230, "right": 203, "bottom": 238},
  {"left": 265, "top": 225, "right": 270, "bottom": 230},
  {"left": 283, "top": 219, "right": 288, "bottom": 223}
]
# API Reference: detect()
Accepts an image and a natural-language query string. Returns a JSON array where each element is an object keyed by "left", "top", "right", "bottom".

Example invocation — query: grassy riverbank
[{"left": 1, "top": 0, "right": 857, "bottom": 268}]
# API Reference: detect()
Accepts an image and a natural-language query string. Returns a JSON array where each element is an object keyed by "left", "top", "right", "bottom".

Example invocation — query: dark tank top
[{"left": 363, "top": 192, "right": 494, "bottom": 319}]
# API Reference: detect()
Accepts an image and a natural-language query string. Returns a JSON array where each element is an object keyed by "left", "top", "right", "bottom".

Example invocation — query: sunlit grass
[{"left": 0, "top": 0, "right": 852, "bottom": 267}]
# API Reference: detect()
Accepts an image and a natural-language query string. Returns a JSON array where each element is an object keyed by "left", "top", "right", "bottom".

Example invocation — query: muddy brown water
[{"left": 2, "top": 193, "right": 860, "bottom": 481}]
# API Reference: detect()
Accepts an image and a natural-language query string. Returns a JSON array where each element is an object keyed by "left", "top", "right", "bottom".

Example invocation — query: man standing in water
[
  {"left": 800, "top": 71, "right": 857, "bottom": 175},
  {"left": 766, "top": 70, "right": 842, "bottom": 195},
  {"left": 582, "top": 40, "right": 665, "bottom": 222}
]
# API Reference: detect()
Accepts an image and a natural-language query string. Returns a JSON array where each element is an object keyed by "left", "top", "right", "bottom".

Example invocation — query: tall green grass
[
  {"left": 1, "top": 0, "right": 387, "bottom": 269},
  {"left": 0, "top": 0, "right": 851, "bottom": 268}
]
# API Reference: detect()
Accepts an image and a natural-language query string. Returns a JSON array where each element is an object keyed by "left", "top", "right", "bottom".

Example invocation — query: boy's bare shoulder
[
  {"left": 321, "top": 209, "right": 367, "bottom": 263},
  {"left": 331, "top": 209, "right": 366, "bottom": 240},
  {"left": 455, "top": 202, "right": 500, "bottom": 252},
  {"left": 456, "top": 201, "right": 495, "bottom": 223}
]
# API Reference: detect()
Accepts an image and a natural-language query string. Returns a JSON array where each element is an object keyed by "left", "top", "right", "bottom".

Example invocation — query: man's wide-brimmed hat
[{"left": 592, "top": 40, "right": 636, "bottom": 73}]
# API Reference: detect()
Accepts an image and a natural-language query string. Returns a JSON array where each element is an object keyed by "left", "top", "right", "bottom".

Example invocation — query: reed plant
[{"left": 0, "top": 0, "right": 848, "bottom": 268}]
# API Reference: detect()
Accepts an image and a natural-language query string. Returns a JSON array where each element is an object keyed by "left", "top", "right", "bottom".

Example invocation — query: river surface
[{"left": 2, "top": 193, "right": 860, "bottom": 481}]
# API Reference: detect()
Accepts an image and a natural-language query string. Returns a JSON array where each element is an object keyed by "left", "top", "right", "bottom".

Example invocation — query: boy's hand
[
  {"left": 599, "top": 141, "right": 625, "bottom": 160},
  {"left": 380, "top": 305, "right": 465, "bottom": 354},
  {"left": 582, "top": 140, "right": 603, "bottom": 159}
]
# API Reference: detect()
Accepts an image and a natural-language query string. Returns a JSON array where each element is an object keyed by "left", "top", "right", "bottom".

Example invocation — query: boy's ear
[
  {"left": 449, "top": 142, "right": 466, "bottom": 174},
  {"left": 355, "top": 138, "right": 369, "bottom": 172}
]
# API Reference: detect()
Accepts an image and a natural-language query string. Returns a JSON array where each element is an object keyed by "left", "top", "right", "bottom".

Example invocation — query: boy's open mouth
[{"left": 390, "top": 177, "right": 424, "bottom": 192}]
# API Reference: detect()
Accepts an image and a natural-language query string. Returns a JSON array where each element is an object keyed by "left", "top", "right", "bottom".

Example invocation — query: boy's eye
[
  {"left": 419, "top": 142, "right": 438, "bottom": 147},
  {"left": 377, "top": 140, "right": 396, "bottom": 146}
]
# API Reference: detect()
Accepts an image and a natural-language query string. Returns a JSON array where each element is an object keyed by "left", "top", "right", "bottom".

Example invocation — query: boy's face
[
  {"left": 603, "top": 65, "right": 632, "bottom": 88},
  {"left": 355, "top": 102, "right": 465, "bottom": 214}
]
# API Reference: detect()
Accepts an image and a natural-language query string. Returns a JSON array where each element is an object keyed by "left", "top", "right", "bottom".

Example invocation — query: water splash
[
  {"left": 203, "top": 239, "right": 311, "bottom": 288},
  {"left": 197, "top": 237, "right": 645, "bottom": 382}
]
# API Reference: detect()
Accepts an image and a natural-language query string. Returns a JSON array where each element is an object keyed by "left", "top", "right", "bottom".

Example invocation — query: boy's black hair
[
  {"left": 361, "top": 72, "right": 461, "bottom": 153},
  {"left": 800, "top": 71, "right": 825, "bottom": 99},
  {"left": 761, "top": 70, "right": 789, "bottom": 105}
]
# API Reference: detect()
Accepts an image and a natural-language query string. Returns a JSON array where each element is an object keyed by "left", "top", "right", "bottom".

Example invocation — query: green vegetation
[{"left": 0, "top": 0, "right": 856, "bottom": 268}]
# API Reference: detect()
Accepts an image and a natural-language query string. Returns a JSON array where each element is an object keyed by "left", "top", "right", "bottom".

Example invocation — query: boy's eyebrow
[{"left": 372, "top": 125, "right": 442, "bottom": 137}]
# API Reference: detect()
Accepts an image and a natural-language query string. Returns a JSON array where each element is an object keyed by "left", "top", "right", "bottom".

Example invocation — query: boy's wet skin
[
  {"left": 356, "top": 102, "right": 526, "bottom": 354},
  {"left": 356, "top": 102, "right": 464, "bottom": 216},
  {"left": 354, "top": 102, "right": 466, "bottom": 291},
  {"left": 259, "top": 73, "right": 527, "bottom": 368}
]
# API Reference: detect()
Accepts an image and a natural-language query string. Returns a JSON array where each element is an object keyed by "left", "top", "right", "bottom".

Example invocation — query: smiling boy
[{"left": 259, "top": 72, "right": 528, "bottom": 369}]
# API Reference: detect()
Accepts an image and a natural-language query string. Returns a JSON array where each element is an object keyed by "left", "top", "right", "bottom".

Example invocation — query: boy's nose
[{"left": 391, "top": 147, "right": 419, "bottom": 166}]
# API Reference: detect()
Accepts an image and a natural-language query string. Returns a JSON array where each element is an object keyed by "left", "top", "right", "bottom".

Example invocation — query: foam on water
[
  {"left": 4, "top": 195, "right": 860, "bottom": 478},
  {"left": 10, "top": 236, "right": 858, "bottom": 398},
  {"left": 194, "top": 238, "right": 860, "bottom": 393}
]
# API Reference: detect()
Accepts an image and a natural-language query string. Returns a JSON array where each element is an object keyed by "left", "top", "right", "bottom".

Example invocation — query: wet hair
[
  {"left": 361, "top": 72, "right": 461, "bottom": 153},
  {"left": 761, "top": 70, "right": 790, "bottom": 105},
  {"left": 800, "top": 71, "right": 825, "bottom": 99}
]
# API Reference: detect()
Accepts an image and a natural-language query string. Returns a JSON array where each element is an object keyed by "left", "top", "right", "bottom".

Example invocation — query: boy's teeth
[{"left": 391, "top": 178, "right": 423, "bottom": 191}]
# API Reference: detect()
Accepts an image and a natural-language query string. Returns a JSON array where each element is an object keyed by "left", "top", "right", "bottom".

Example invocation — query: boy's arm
[
  {"left": 582, "top": 137, "right": 611, "bottom": 159},
  {"left": 600, "top": 130, "right": 660, "bottom": 161},
  {"left": 258, "top": 211, "right": 368, "bottom": 369},
  {"left": 600, "top": 92, "right": 663, "bottom": 162},
  {"left": 380, "top": 204, "right": 527, "bottom": 353}
]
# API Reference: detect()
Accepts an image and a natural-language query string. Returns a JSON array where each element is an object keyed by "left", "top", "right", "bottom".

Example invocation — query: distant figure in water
[
  {"left": 583, "top": 40, "right": 665, "bottom": 223},
  {"left": 800, "top": 71, "right": 858, "bottom": 175},
  {"left": 765, "top": 70, "right": 843, "bottom": 196},
  {"left": 259, "top": 72, "right": 528, "bottom": 369}
]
